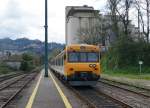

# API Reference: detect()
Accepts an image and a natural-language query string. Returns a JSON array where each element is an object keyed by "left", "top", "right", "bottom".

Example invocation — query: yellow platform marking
[
  {"left": 25, "top": 72, "right": 42, "bottom": 108},
  {"left": 49, "top": 71, "right": 72, "bottom": 108}
]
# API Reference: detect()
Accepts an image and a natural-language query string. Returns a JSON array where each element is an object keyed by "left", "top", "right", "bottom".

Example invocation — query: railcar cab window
[
  {"left": 68, "top": 52, "right": 79, "bottom": 62},
  {"left": 68, "top": 52, "right": 99, "bottom": 62},
  {"left": 80, "top": 52, "right": 87, "bottom": 62},
  {"left": 87, "top": 52, "right": 99, "bottom": 62}
]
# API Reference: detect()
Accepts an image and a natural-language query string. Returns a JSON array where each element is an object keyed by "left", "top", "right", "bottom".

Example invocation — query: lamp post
[
  {"left": 44, "top": 0, "right": 48, "bottom": 77},
  {"left": 139, "top": 60, "right": 143, "bottom": 75}
]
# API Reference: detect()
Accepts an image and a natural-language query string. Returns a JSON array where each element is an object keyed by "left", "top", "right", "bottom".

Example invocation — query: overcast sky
[{"left": 0, "top": 0, "right": 107, "bottom": 43}]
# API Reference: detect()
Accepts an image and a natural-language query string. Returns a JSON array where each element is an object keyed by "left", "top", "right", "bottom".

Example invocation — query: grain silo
[{"left": 65, "top": 5, "right": 99, "bottom": 45}]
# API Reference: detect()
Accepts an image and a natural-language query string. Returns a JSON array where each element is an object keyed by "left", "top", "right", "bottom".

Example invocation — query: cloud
[
  {"left": 0, "top": 0, "right": 43, "bottom": 40},
  {"left": 4, "top": 1, "right": 22, "bottom": 19},
  {"left": 0, "top": 0, "right": 29, "bottom": 38},
  {"left": 0, "top": 0, "right": 107, "bottom": 43}
]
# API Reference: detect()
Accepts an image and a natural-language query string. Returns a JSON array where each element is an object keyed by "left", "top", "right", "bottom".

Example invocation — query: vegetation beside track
[
  {"left": 102, "top": 68, "right": 150, "bottom": 80},
  {"left": 0, "top": 63, "right": 16, "bottom": 75},
  {"left": 101, "top": 41, "right": 150, "bottom": 80},
  {"left": 20, "top": 53, "right": 43, "bottom": 72},
  {"left": 0, "top": 53, "right": 42, "bottom": 75}
]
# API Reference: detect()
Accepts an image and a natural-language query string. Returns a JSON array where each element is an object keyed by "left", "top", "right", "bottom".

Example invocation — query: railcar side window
[
  {"left": 87, "top": 53, "right": 99, "bottom": 62},
  {"left": 64, "top": 54, "right": 66, "bottom": 60},
  {"left": 68, "top": 52, "right": 79, "bottom": 62}
]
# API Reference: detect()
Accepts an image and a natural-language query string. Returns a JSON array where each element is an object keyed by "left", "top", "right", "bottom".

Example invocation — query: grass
[
  {"left": 102, "top": 67, "right": 150, "bottom": 80},
  {"left": 0, "top": 63, "right": 16, "bottom": 75}
]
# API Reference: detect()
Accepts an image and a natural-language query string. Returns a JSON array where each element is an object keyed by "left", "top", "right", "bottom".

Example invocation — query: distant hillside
[{"left": 0, "top": 38, "right": 65, "bottom": 55}]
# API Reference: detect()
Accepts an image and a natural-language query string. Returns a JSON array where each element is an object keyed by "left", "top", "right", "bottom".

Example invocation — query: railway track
[
  {"left": 0, "top": 74, "right": 27, "bottom": 90},
  {"left": 97, "top": 79, "right": 150, "bottom": 108},
  {"left": 0, "top": 72, "right": 38, "bottom": 108},
  {"left": 71, "top": 86, "right": 132, "bottom": 108},
  {"left": 99, "top": 79, "right": 150, "bottom": 98},
  {"left": 0, "top": 73, "right": 23, "bottom": 83}
]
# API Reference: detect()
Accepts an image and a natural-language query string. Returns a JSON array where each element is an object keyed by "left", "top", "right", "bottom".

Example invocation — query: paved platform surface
[
  {"left": 21, "top": 69, "right": 87, "bottom": 108},
  {"left": 25, "top": 70, "right": 66, "bottom": 108},
  {"left": 34, "top": 74, "right": 65, "bottom": 107}
]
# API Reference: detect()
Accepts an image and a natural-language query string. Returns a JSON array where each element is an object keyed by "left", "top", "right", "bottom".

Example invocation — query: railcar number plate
[
  {"left": 80, "top": 72, "right": 87, "bottom": 77},
  {"left": 80, "top": 46, "right": 86, "bottom": 50}
]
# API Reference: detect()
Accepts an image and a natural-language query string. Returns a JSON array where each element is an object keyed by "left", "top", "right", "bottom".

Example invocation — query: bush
[
  {"left": 102, "top": 35, "right": 150, "bottom": 73},
  {"left": 20, "top": 53, "right": 35, "bottom": 72},
  {"left": 0, "top": 63, "right": 15, "bottom": 74}
]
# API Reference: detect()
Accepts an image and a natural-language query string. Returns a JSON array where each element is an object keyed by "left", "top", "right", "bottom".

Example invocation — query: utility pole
[{"left": 44, "top": 0, "right": 48, "bottom": 77}]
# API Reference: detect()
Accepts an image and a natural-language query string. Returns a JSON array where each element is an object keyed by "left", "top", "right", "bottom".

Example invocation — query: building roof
[{"left": 66, "top": 5, "right": 98, "bottom": 18}]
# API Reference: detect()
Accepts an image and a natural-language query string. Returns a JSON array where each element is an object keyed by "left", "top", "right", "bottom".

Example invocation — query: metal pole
[
  {"left": 44, "top": 0, "right": 48, "bottom": 77},
  {"left": 140, "top": 64, "right": 141, "bottom": 75}
]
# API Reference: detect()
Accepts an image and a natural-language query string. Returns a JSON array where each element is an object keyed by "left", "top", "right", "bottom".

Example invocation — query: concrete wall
[{"left": 6, "top": 62, "right": 21, "bottom": 70}]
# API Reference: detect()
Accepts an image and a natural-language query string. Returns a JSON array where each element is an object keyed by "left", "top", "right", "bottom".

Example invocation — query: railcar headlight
[
  {"left": 95, "top": 68, "right": 98, "bottom": 70},
  {"left": 89, "top": 64, "right": 93, "bottom": 67},
  {"left": 89, "top": 64, "right": 96, "bottom": 68},
  {"left": 69, "top": 68, "right": 74, "bottom": 71},
  {"left": 92, "top": 64, "right": 96, "bottom": 68}
]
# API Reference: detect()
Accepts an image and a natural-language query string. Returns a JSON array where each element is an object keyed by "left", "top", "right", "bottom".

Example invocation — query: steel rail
[
  {"left": 93, "top": 88, "right": 133, "bottom": 108},
  {"left": 67, "top": 84, "right": 132, "bottom": 108},
  {"left": 65, "top": 85, "right": 96, "bottom": 108},
  {"left": 0, "top": 74, "right": 26, "bottom": 91},
  {"left": 0, "top": 73, "right": 38, "bottom": 108},
  {"left": 98, "top": 79, "right": 150, "bottom": 98},
  {"left": 0, "top": 73, "right": 23, "bottom": 82},
  {"left": 100, "top": 78, "right": 150, "bottom": 91}
]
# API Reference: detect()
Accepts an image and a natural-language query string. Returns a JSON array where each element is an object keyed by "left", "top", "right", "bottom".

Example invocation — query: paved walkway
[
  {"left": 101, "top": 74, "right": 150, "bottom": 90},
  {"left": 25, "top": 69, "right": 72, "bottom": 108}
]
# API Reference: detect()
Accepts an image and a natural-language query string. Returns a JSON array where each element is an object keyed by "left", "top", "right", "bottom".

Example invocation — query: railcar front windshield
[{"left": 68, "top": 52, "right": 99, "bottom": 62}]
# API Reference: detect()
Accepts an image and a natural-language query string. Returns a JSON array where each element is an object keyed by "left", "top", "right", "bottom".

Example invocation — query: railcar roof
[
  {"left": 66, "top": 44, "right": 100, "bottom": 51},
  {"left": 66, "top": 44, "right": 97, "bottom": 47}
]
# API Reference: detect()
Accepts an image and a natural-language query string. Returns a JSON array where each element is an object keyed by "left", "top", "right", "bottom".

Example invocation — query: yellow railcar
[{"left": 50, "top": 44, "right": 101, "bottom": 86}]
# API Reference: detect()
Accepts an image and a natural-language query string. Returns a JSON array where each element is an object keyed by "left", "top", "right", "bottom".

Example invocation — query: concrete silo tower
[{"left": 65, "top": 5, "right": 99, "bottom": 45}]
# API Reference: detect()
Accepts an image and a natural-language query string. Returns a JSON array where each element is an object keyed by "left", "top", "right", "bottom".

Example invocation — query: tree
[
  {"left": 49, "top": 48, "right": 62, "bottom": 60},
  {"left": 20, "top": 53, "right": 34, "bottom": 71},
  {"left": 107, "top": 0, "right": 121, "bottom": 39},
  {"left": 78, "top": 25, "right": 103, "bottom": 45},
  {"left": 77, "top": 11, "right": 110, "bottom": 45},
  {"left": 116, "top": 0, "right": 133, "bottom": 37},
  {"left": 134, "top": 0, "right": 150, "bottom": 43}
]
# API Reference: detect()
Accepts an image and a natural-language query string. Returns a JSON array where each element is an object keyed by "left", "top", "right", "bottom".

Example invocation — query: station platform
[
  {"left": 16, "top": 69, "right": 87, "bottom": 108},
  {"left": 24, "top": 69, "right": 69, "bottom": 108}
]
